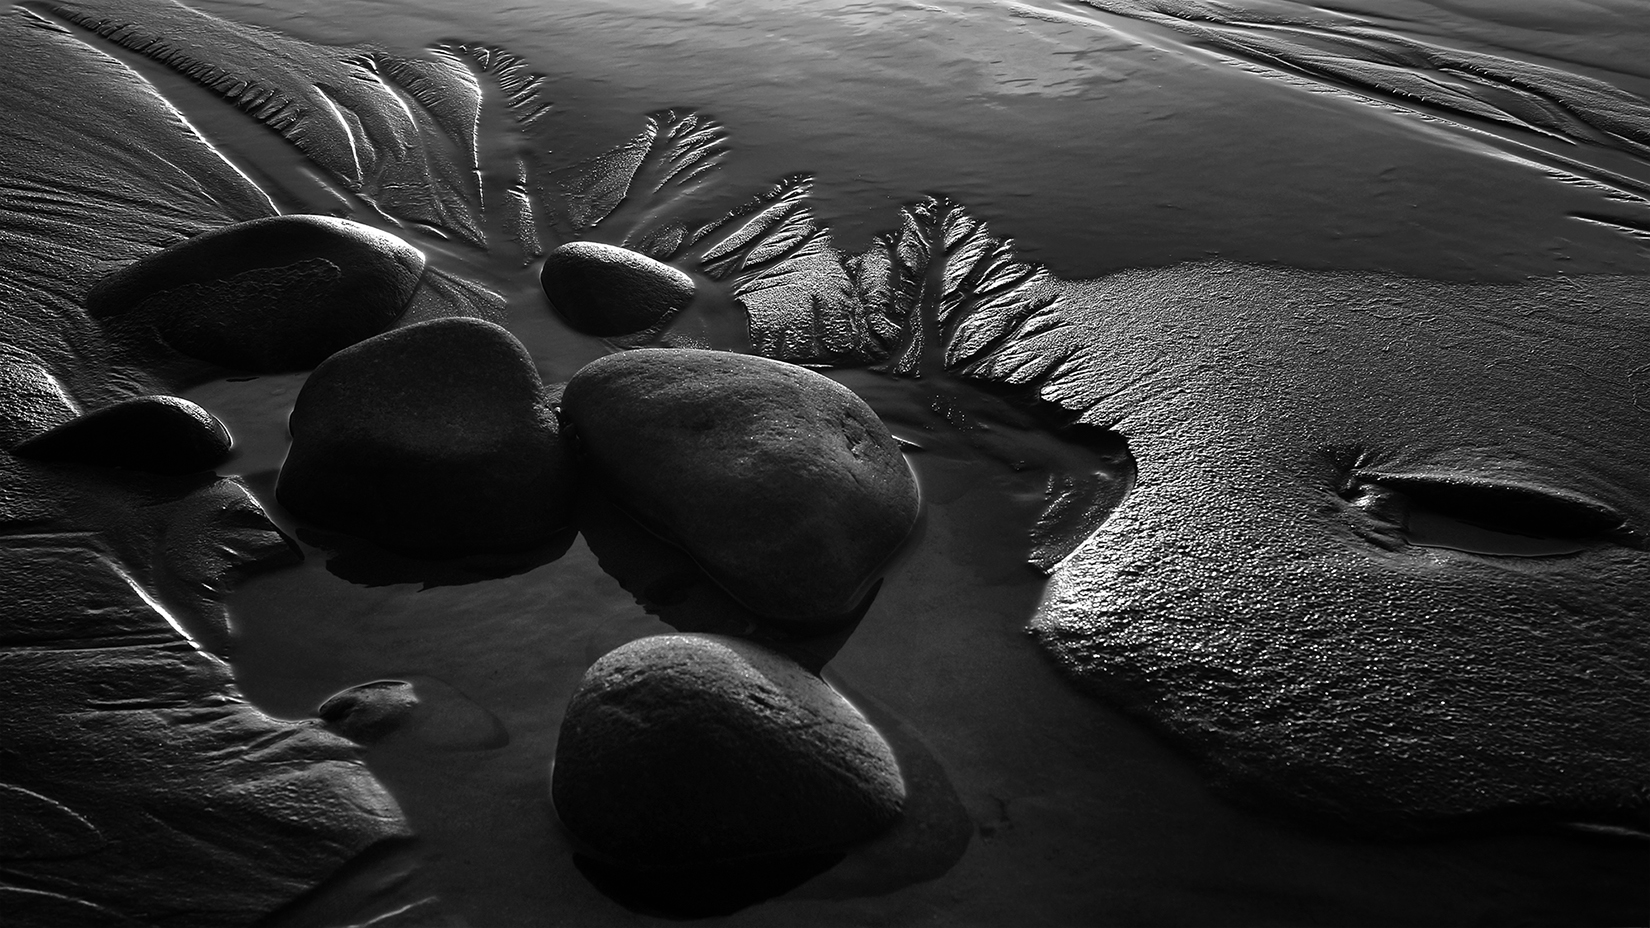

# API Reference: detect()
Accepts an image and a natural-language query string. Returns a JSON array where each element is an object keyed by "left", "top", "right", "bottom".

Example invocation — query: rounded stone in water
[
  {"left": 540, "top": 241, "right": 695, "bottom": 336},
  {"left": 277, "top": 316, "right": 576, "bottom": 554},
  {"left": 561, "top": 348, "right": 920, "bottom": 626},
  {"left": 318, "top": 680, "right": 419, "bottom": 745},
  {"left": 84, "top": 214, "right": 425, "bottom": 372},
  {"left": 551, "top": 634, "right": 905, "bottom": 871},
  {"left": 318, "top": 677, "right": 509, "bottom": 752},
  {"left": 13, "top": 395, "right": 232, "bottom": 475}
]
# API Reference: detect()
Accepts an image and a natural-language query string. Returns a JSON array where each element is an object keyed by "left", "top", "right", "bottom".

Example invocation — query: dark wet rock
[
  {"left": 551, "top": 634, "right": 905, "bottom": 870},
  {"left": 85, "top": 215, "right": 424, "bottom": 372},
  {"left": 320, "top": 676, "right": 508, "bottom": 752},
  {"left": 12, "top": 395, "right": 231, "bottom": 475},
  {"left": 0, "top": 537, "right": 407, "bottom": 924},
  {"left": 541, "top": 241, "right": 695, "bottom": 336},
  {"left": 779, "top": 689, "right": 975, "bottom": 900},
  {"left": 561, "top": 348, "right": 919, "bottom": 625},
  {"left": 320, "top": 681, "right": 420, "bottom": 745},
  {"left": 278, "top": 316, "right": 575, "bottom": 554}
]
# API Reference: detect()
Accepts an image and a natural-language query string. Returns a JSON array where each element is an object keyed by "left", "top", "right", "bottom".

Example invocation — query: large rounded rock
[
  {"left": 13, "top": 395, "right": 231, "bottom": 474},
  {"left": 85, "top": 215, "right": 424, "bottom": 371},
  {"left": 541, "top": 241, "right": 695, "bottom": 336},
  {"left": 561, "top": 348, "right": 919, "bottom": 624},
  {"left": 551, "top": 634, "right": 905, "bottom": 870},
  {"left": 277, "top": 317, "right": 574, "bottom": 553}
]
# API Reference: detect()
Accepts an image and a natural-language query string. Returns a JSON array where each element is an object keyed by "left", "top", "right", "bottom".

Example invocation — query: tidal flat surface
[{"left": 2, "top": 0, "right": 1648, "bottom": 925}]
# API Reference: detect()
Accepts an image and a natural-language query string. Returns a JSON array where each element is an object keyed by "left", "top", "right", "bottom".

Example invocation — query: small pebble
[
  {"left": 541, "top": 241, "right": 695, "bottom": 336},
  {"left": 318, "top": 681, "right": 419, "bottom": 745}
]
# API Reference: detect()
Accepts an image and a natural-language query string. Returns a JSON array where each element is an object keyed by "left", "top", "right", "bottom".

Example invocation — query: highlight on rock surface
[
  {"left": 551, "top": 634, "right": 905, "bottom": 871},
  {"left": 318, "top": 676, "right": 510, "bottom": 752},
  {"left": 318, "top": 681, "right": 420, "bottom": 746},
  {"left": 84, "top": 214, "right": 425, "bottom": 372},
  {"left": 13, "top": 395, "right": 231, "bottom": 475},
  {"left": 277, "top": 316, "right": 575, "bottom": 554},
  {"left": 561, "top": 348, "right": 920, "bottom": 626},
  {"left": 540, "top": 241, "right": 696, "bottom": 336},
  {"left": 0, "top": 346, "right": 81, "bottom": 450}
]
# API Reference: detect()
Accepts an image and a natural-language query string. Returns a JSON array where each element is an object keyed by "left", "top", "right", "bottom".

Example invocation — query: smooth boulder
[
  {"left": 541, "top": 241, "right": 695, "bottom": 336},
  {"left": 13, "top": 395, "right": 231, "bottom": 474},
  {"left": 277, "top": 317, "right": 574, "bottom": 553},
  {"left": 552, "top": 634, "right": 905, "bottom": 870},
  {"left": 85, "top": 215, "right": 424, "bottom": 371},
  {"left": 561, "top": 348, "right": 919, "bottom": 624}
]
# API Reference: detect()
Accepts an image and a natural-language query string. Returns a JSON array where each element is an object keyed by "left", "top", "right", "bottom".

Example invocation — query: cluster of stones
[
  {"left": 68, "top": 216, "right": 922, "bottom": 877},
  {"left": 15, "top": 214, "right": 423, "bottom": 474}
]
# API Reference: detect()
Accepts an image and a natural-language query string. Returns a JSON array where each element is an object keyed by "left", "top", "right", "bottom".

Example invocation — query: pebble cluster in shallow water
[{"left": 69, "top": 214, "right": 923, "bottom": 881}]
